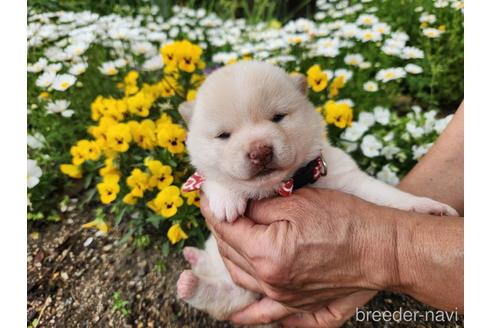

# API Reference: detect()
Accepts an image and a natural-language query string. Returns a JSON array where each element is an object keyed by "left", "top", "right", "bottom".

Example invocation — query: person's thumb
[
  {"left": 246, "top": 196, "right": 290, "bottom": 224},
  {"left": 229, "top": 297, "right": 293, "bottom": 325}
]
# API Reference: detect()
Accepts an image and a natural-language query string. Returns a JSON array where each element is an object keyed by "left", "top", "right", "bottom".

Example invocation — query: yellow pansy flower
[
  {"left": 167, "top": 223, "right": 188, "bottom": 245},
  {"left": 157, "top": 123, "right": 187, "bottom": 154},
  {"left": 99, "top": 156, "right": 120, "bottom": 178},
  {"left": 160, "top": 42, "right": 178, "bottom": 68},
  {"left": 127, "top": 91, "right": 153, "bottom": 117},
  {"left": 96, "top": 175, "right": 120, "bottom": 204},
  {"left": 133, "top": 120, "right": 156, "bottom": 150},
  {"left": 159, "top": 76, "right": 178, "bottom": 98},
  {"left": 122, "top": 192, "right": 138, "bottom": 205},
  {"left": 182, "top": 190, "right": 200, "bottom": 207},
  {"left": 324, "top": 101, "right": 353, "bottom": 129},
  {"left": 91, "top": 96, "right": 104, "bottom": 121},
  {"left": 155, "top": 113, "right": 173, "bottom": 128},
  {"left": 60, "top": 164, "right": 82, "bottom": 179},
  {"left": 329, "top": 75, "right": 346, "bottom": 98},
  {"left": 107, "top": 123, "right": 132, "bottom": 152},
  {"left": 149, "top": 185, "right": 183, "bottom": 218},
  {"left": 176, "top": 40, "right": 203, "bottom": 73},
  {"left": 307, "top": 65, "right": 329, "bottom": 92},
  {"left": 146, "top": 159, "right": 174, "bottom": 190},
  {"left": 82, "top": 217, "right": 110, "bottom": 234},
  {"left": 126, "top": 168, "right": 149, "bottom": 198},
  {"left": 186, "top": 89, "right": 197, "bottom": 101},
  {"left": 89, "top": 117, "right": 117, "bottom": 150}
]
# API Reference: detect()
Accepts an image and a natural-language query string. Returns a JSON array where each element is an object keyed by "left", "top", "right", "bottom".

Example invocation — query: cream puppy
[{"left": 176, "top": 61, "right": 458, "bottom": 321}]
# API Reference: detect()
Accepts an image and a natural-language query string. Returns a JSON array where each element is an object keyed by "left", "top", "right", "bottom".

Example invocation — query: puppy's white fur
[{"left": 176, "top": 61, "right": 458, "bottom": 322}]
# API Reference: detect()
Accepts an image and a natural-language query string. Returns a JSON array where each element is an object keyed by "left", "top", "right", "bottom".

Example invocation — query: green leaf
[
  {"left": 161, "top": 241, "right": 170, "bottom": 257},
  {"left": 80, "top": 187, "right": 97, "bottom": 206},
  {"left": 83, "top": 172, "right": 94, "bottom": 189},
  {"left": 115, "top": 206, "right": 127, "bottom": 226},
  {"left": 147, "top": 214, "right": 163, "bottom": 229},
  {"left": 168, "top": 158, "right": 177, "bottom": 167},
  {"left": 119, "top": 230, "right": 133, "bottom": 245}
]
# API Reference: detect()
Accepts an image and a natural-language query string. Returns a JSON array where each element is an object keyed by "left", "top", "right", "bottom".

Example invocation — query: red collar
[{"left": 182, "top": 155, "right": 327, "bottom": 197}]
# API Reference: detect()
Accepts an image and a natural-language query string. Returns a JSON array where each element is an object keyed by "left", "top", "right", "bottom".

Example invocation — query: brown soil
[{"left": 27, "top": 210, "right": 463, "bottom": 327}]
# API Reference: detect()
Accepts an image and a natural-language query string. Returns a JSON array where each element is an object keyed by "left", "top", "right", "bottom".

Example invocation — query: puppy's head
[{"left": 181, "top": 61, "right": 325, "bottom": 190}]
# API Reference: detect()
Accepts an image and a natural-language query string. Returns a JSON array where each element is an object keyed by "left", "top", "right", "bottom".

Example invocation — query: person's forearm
[
  {"left": 385, "top": 210, "right": 464, "bottom": 313},
  {"left": 399, "top": 102, "right": 464, "bottom": 215}
]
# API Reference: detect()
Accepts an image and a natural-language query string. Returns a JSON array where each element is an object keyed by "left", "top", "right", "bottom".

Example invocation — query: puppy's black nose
[{"left": 248, "top": 143, "right": 273, "bottom": 166}]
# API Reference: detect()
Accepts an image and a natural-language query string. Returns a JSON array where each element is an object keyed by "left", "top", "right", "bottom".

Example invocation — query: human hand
[{"left": 202, "top": 188, "right": 400, "bottom": 323}]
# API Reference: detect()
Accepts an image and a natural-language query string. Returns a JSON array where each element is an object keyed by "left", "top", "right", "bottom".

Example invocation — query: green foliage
[{"left": 112, "top": 291, "right": 130, "bottom": 317}]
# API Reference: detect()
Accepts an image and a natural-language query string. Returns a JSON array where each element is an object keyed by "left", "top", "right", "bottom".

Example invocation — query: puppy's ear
[
  {"left": 290, "top": 73, "right": 308, "bottom": 95},
  {"left": 178, "top": 100, "right": 195, "bottom": 124}
]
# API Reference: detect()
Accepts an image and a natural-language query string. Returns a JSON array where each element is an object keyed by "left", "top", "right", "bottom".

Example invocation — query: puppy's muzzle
[{"left": 248, "top": 142, "right": 273, "bottom": 167}]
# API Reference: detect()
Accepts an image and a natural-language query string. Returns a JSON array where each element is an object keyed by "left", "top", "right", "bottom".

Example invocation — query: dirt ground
[{"left": 27, "top": 209, "right": 464, "bottom": 327}]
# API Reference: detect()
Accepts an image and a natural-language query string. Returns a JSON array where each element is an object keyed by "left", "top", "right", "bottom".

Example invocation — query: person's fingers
[
  {"left": 280, "top": 290, "right": 378, "bottom": 328},
  {"left": 214, "top": 234, "right": 257, "bottom": 277},
  {"left": 222, "top": 257, "right": 263, "bottom": 293},
  {"left": 229, "top": 297, "right": 293, "bottom": 325},
  {"left": 209, "top": 216, "right": 268, "bottom": 258}
]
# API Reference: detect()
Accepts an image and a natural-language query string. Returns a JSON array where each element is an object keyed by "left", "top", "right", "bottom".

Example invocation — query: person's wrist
[{"left": 355, "top": 203, "right": 403, "bottom": 291}]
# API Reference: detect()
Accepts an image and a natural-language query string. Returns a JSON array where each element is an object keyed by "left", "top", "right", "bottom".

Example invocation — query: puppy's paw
[
  {"left": 208, "top": 194, "right": 247, "bottom": 222},
  {"left": 183, "top": 247, "right": 201, "bottom": 266},
  {"left": 177, "top": 270, "right": 199, "bottom": 300},
  {"left": 401, "top": 197, "right": 459, "bottom": 217}
]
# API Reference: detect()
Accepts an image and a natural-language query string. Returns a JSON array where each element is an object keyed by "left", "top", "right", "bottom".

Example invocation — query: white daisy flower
[
  {"left": 27, "top": 58, "right": 48, "bottom": 73},
  {"left": 451, "top": 1, "right": 464, "bottom": 11},
  {"left": 27, "top": 132, "right": 45, "bottom": 149},
  {"left": 44, "top": 63, "right": 62, "bottom": 73},
  {"left": 142, "top": 55, "right": 164, "bottom": 71},
  {"left": 363, "top": 81, "right": 378, "bottom": 92},
  {"left": 434, "top": 0, "right": 449, "bottom": 8},
  {"left": 434, "top": 115, "right": 454, "bottom": 134},
  {"left": 27, "top": 159, "right": 42, "bottom": 189},
  {"left": 69, "top": 62, "right": 88, "bottom": 76},
  {"left": 114, "top": 58, "right": 128, "bottom": 68},
  {"left": 99, "top": 62, "right": 118, "bottom": 76},
  {"left": 358, "top": 112, "right": 375, "bottom": 128},
  {"left": 373, "top": 22, "right": 391, "bottom": 35},
  {"left": 405, "top": 63, "right": 423, "bottom": 74},
  {"left": 46, "top": 100, "right": 75, "bottom": 117},
  {"left": 335, "top": 69, "right": 353, "bottom": 82},
  {"left": 412, "top": 143, "right": 433, "bottom": 160},
  {"left": 356, "top": 14, "right": 378, "bottom": 26},
  {"left": 381, "top": 145, "right": 401, "bottom": 160},
  {"left": 423, "top": 28, "right": 443, "bottom": 38},
  {"left": 64, "top": 42, "right": 89, "bottom": 57},
  {"left": 361, "top": 135, "right": 383, "bottom": 158},
  {"left": 344, "top": 54, "right": 364, "bottom": 66},
  {"left": 401, "top": 46, "right": 424, "bottom": 59},
  {"left": 357, "top": 29, "right": 382, "bottom": 42},
  {"left": 375, "top": 67, "right": 406, "bottom": 83},
  {"left": 132, "top": 41, "right": 156, "bottom": 56},
  {"left": 376, "top": 165, "right": 399, "bottom": 186},
  {"left": 374, "top": 106, "right": 390, "bottom": 125},
  {"left": 419, "top": 13, "right": 437, "bottom": 24},
  {"left": 35, "top": 71, "right": 56, "bottom": 88},
  {"left": 51, "top": 74, "right": 76, "bottom": 92},
  {"left": 341, "top": 122, "right": 368, "bottom": 142},
  {"left": 406, "top": 121, "right": 425, "bottom": 138}
]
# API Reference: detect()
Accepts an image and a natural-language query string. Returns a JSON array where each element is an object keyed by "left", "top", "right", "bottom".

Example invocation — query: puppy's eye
[
  {"left": 216, "top": 132, "right": 231, "bottom": 139},
  {"left": 271, "top": 113, "right": 287, "bottom": 123}
]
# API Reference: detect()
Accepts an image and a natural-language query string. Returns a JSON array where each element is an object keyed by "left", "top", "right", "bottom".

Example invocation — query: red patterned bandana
[{"left": 182, "top": 155, "right": 327, "bottom": 197}]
